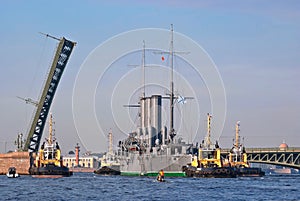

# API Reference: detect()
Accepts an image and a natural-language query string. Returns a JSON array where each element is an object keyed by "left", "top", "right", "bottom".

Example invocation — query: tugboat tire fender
[
  {"left": 215, "top": 169, "right": 221, "bottom": 174},
  {"left": 220, "top": 169, "right": 226, "bottom": 174}
]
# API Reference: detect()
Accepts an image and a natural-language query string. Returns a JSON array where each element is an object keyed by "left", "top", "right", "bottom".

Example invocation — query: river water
[{"left": 1, "top": 173, "right": 299, "bottom": 201}]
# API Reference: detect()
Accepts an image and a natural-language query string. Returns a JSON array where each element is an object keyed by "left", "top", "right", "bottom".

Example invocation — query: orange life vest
[{"left": 160, "top": 170, "right": 164, "bottom": 177}]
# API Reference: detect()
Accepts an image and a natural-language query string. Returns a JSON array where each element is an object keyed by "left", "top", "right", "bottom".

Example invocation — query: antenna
[{"left": 39, "top": 32, "right": 61, "bottom": 41}]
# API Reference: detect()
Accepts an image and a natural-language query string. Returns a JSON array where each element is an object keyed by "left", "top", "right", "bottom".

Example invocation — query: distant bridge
[{"left": 221, "top": 147, "right": 300, "bottom": 169}]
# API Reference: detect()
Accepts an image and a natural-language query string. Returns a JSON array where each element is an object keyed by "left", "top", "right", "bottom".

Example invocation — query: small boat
[
  {"left": 156, "top": 170, "right": 165, "bottom": 182},
  {"left": 94, "top": 166, "right": 120, "bottom": 175},
  {"left": 29, "top": 113, "right": 73, "bottom": 178},
  {"left": 223, "top": 121, "right": 265, "bottom": 177},
  {"left": 183, "top": 113, "right": 237, "bottom": 178},
  {"left": 156, "top": 176, "right": 165, "bottom": 182},
  {"left": 6, "top": 167, "right": 20, "bottom": 178}
]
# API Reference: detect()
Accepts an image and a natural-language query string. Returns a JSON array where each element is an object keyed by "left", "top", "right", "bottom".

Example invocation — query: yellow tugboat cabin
[
  {"left": 35, "top": 113, "right": 62, "bottom": 167},
  {"left": 226, "top": 121, "right": 249, "bottom": 168}
]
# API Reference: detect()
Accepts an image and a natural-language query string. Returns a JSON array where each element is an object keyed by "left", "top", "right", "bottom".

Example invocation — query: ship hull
[
  {"left": 29, "top": 164, "right": 73, "bottom": 177},
  {"left": 119, "top": 152, "right": 191, "bottom": 177},
  {"left": 121, "top": 171, "right": 185, "bottom": 177},
  {"left": 6, "top": 173, "right": 20, "bottom": 178},
  {"left": 183, "top": 166, "right": 237, "bottom": 178},
  {"left": 94, "top": 165, "right": 120, "bottom": 175},
  {"left": 236, "top": 167, "right": 265, "bottom": 177}
]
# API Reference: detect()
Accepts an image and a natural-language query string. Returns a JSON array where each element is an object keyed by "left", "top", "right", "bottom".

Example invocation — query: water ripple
[{"left": 0, "top": 174, "right": 299, "bottom": 201}]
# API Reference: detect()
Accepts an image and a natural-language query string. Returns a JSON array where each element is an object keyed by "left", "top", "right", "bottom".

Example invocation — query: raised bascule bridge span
[
  {"left": 221, "top": 147, "right": 300, "bottom": 169},
  {"left": 0, "top": 34, "right": 76, "bottom": 175}
]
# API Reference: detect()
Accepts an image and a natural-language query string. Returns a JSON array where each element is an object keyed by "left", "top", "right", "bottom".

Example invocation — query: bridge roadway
[{"left": 221, "top": 147, "right": 300, "bottom": 169}]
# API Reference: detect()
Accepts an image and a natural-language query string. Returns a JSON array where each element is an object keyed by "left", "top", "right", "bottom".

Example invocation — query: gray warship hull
[{"left": 118, "top": 144, "right": 193, "bottom": 177}]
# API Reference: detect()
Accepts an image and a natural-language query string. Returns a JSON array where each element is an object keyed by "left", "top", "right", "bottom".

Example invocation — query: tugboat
[
  {"left": 183, "top": 113, "right": 236, "bottom": 178},
  {"left": 224, "top": 121, "right": 265, "bottom": 177},
  {"left": 29, "top": 113, "right": 73, "bottom": 178},
  {"left": 6, "top": 167, "right": 20, "bottom": 178}
]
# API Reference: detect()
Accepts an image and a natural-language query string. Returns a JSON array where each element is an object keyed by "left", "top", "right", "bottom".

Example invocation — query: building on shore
[
  {"left": 63, "top": 155, "right": 99, "bottom": 169},
  {"left": 62, "top": 143, "right": 100, "bottom": 169}
]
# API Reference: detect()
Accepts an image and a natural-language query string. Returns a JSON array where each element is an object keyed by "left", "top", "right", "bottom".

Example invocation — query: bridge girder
[
  {"left": 248, "top": 161, "right": 300, "bottom": 169},
  {"left": 221, "top": 147, "right": 300, "bottom": 169},
  {"left": 247, "top": 151, "right": 300, "bottom": 169}
]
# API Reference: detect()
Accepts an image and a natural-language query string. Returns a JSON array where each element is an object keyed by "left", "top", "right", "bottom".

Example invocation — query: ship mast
[
  {"left": 169, "top": 24, "right": 176, "bottom": 142},
  {"left": 205, "top": 113, "right": 212, "bottom": 148},
  {"left": 108, "top": 129, "right": 113, "bottom": 155},
  {"left": 235, "top": 121, "right": 240, "bottom": 148},
  {"left": 142, "top": 40, "right": 146, "bottom": 98},
  {"left": 139, "top": 41, "right": 146, "bottom": 129},
  {"left": 48, "top": 113, "right": 53, "bottom": 145}
]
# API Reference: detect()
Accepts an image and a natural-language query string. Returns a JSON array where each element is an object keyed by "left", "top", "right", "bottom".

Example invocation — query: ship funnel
[{"left": 140, "top": 95, "right": 162, "bottom": 147}]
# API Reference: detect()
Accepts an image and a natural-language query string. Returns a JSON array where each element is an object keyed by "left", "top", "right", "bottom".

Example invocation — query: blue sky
[{"left": 0, "top": 0, "right": 299, "bottom": 153}]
